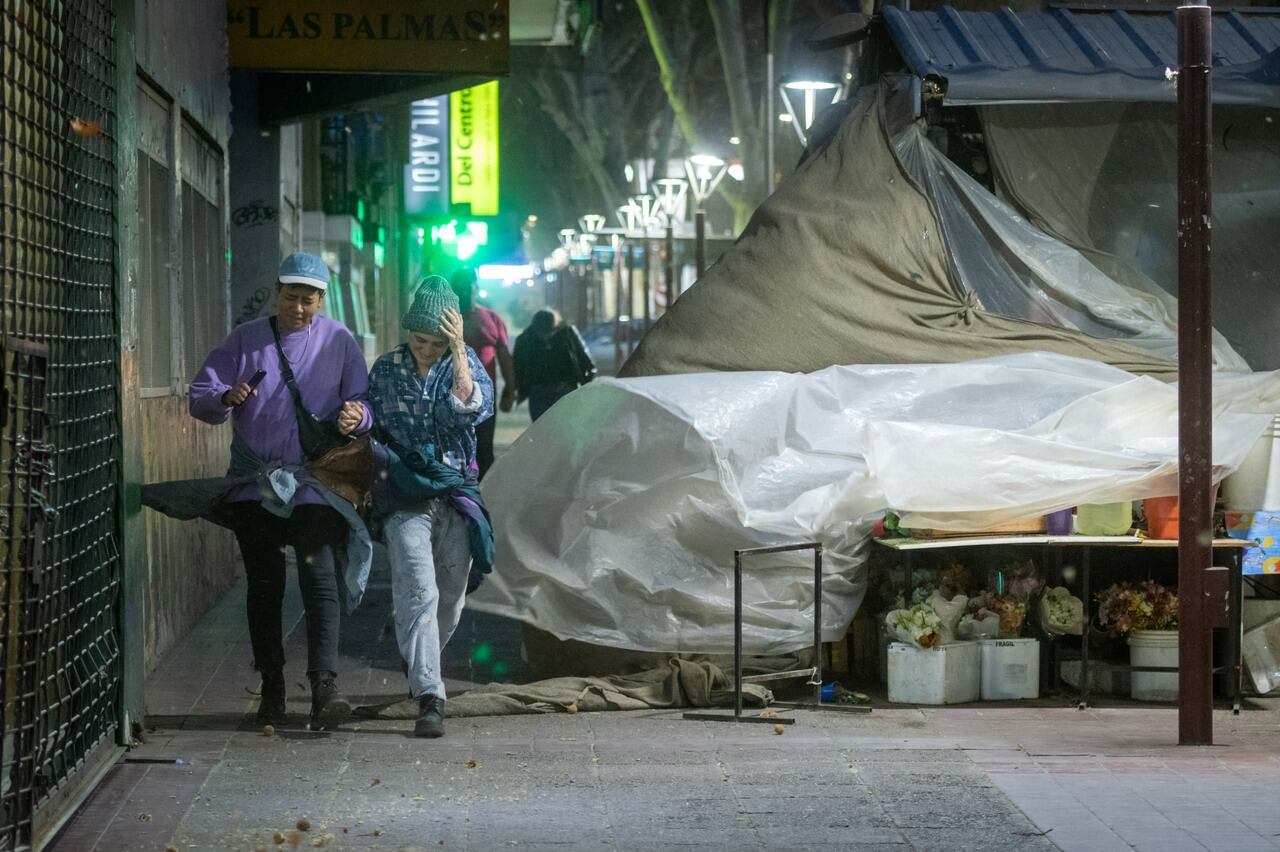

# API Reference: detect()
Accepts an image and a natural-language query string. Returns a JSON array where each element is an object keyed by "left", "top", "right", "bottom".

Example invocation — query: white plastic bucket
[
  {"left": 980, "top": 638, "right": 1040, "bottom": 700},
  {"left": 1128, "top": 629, "right": 1179, "bottom": 702},
  {"left": 887, "top": 641, "right": 981, "bottom": 705},
  {"left": 1223, "top": 416, "right": 1280, "bottom": 511}
]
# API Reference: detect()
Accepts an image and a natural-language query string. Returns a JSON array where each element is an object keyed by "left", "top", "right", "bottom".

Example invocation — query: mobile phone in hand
[{"left": 246, "top": 369, "right": 267, "bottom": 390}]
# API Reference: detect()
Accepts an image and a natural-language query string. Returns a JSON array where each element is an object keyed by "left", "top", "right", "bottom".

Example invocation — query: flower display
[
  {"left": 1040, "top": 586, "right": 1084, "bottom": 636},
  {"left": 990, "top": 596, "right": 1027, "bottom": 637},
  {"left": 886, "top": 603, "right": 943, "bottom": 648},
  {"left": 1095, "top": 581, "right": 1178, "bottom": 637}
]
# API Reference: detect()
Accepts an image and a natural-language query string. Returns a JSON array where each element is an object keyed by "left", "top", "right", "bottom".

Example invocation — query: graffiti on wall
[
  {"left": 235, "top": 285, "right": 274, "bottom": 325},
  {"left": 232, "top": 199, "right": 278, "bottom": 229}
]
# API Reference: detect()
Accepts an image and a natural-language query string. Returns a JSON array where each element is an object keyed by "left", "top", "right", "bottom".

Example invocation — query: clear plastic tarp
[
  {"left": 892, "top": 121, "right": 1252, "bottom": 371},
  {"left": 470, "top": 352, "right": 1280, "bottom": 655}
]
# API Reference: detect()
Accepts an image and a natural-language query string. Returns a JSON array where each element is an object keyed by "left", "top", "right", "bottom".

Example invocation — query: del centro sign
[{"left": 227, "top": 0, "right": 509, "bottom": 74}]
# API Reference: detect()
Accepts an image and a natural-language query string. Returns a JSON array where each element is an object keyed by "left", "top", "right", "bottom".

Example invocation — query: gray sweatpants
[{"left": 384, "top": 500, "right": 472, "bottom": 700}]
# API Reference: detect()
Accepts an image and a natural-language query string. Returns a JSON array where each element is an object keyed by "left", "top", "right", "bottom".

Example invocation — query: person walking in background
[
  {"left": 512, "top": 308, "right": 597, "bottom": 422},
  {"left": 184, "top": 252, "right": 371, "bottom": 730},
  {"left": 367, "top": 276, "right": 495, "bottom": 738},
  {"left": 449, "top": 267, "right": 515, "bottom": 479}
]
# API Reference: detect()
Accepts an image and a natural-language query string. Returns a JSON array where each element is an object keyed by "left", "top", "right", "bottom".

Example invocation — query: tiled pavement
[{"left": 49, "top": 541, "right": 1280, "bottom": 852}]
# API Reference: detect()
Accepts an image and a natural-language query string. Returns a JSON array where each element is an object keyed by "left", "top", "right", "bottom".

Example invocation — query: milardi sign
[{"left": 405, "top": 97, "right": 449, "bottom": 217}]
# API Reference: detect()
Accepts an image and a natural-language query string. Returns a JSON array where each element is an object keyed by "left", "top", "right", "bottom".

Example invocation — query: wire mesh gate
[{"left": 1, "top": 1, "right": 122, "bottom": 849}]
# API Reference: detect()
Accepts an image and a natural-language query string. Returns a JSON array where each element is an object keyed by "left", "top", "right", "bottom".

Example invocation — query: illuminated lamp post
[
  {"left": 615, "top": 203, "right": 642, "bottom": 365},
  {"left": 684, "top": 154, "right": 728, "bottom": 278},
  {"left": 630, "top": 194, "right": 660, "bottom": 330},
  {"left": 579, "top": 214, "right": 606, "bottom": 325},
  {"left": 654, "top": 177, "right": 688, "bottom": 309},
  {"left": 779, "top": 78, "right": 840, "bottom": 146}
]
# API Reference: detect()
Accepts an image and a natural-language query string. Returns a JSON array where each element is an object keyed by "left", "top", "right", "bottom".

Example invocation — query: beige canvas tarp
[{"left": 620, "top": 87, "right": 1180, "bottom": 380}]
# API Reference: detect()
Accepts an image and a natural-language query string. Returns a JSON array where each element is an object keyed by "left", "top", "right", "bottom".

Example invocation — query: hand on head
[{"left": 440, "top": 308, "right": 466, "bottom": 351}]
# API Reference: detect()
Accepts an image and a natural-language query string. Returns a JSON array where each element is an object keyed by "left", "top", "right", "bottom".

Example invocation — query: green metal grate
[{"left": 1, "top": 1, "right": 121, "bottom": 848}]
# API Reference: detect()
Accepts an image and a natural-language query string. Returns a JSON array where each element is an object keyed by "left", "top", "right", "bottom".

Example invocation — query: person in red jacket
[{"left": 449, "top": 267, "right": 515, "bottom": 479}]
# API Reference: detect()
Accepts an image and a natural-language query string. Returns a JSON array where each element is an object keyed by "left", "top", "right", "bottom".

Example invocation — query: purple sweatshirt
[{"left": 189, "top": 315, "right": 372, "bottom": 505}]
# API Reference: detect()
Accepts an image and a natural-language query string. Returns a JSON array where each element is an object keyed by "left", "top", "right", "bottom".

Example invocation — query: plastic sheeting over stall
[
  {"left": 981, "top": 102, "right": 1280, "bottom": 371},
  {"left": 893, "top": 123, "right": 1250, "bottom": 371},
  {"left": 470, "top": 353, "right": 1280, "bottom": 655}
]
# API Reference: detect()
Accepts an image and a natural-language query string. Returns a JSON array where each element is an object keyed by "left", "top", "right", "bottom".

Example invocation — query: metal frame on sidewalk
[{"left": 685, "top": 541, "right": 869, "bottom": 724}]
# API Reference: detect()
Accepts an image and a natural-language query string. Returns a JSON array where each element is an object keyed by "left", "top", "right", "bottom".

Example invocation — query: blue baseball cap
[{"left": 277, "top": 251, "right": 330, "bottom": 291}]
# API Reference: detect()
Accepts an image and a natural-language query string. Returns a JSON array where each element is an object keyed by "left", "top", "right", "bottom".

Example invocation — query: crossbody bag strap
[{"left": 268, "top": 316, "right": 307, "bottom": 411}]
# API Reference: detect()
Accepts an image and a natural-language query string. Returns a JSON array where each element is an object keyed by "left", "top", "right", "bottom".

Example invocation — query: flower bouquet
[
  {"left": 885, "top": 603, "right": 943, "bottom": 648},
  {"left": 1095, "top": 581, "right": 1178, "bottom": 638},
  {"left": 1039, "top": 586, "right": 1084, "bottom": 636}
]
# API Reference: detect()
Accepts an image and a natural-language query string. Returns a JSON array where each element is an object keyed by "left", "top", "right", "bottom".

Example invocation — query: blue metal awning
[{"left": 881, "top": 5, "right": 1280, "bottom": 106}]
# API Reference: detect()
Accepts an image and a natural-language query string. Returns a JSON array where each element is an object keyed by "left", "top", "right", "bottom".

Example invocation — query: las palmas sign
[{"left": 227, "top": 0, "right": 509, "bottom": 75}]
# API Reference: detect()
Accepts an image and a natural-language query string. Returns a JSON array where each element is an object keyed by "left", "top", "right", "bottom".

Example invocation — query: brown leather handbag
[{"left": 307, "top": 434, "right": 375, "bottom": 510}]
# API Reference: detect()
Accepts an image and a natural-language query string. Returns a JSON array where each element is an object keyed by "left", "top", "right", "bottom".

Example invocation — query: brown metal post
[
  {"left": 1176, "top": 1, "right": 1214, "bottom": 747},
  {"left": 695, "top": 208, "right": 707, "bottom": 279}
]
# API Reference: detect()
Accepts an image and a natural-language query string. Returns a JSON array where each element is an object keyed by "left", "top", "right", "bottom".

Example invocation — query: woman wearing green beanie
[{"left": 366, "top": 275, "right": 495, "bottom": 738}]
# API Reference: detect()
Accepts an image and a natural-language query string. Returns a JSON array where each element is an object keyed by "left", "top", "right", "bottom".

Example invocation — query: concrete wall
[
  {"left": 228, "top": 71, "right": 304, "bottom": 325},
  {"left": 129, "top": 0, "right": 239, "bottom": 672}
]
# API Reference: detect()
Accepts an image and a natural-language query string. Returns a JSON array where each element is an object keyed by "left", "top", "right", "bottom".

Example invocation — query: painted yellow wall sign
[
  {"left": 227, "top": 0, "right": 509, "bottom": 75},
  {"left": 450, "top": 82, "right": 500, "bottom": 216}
]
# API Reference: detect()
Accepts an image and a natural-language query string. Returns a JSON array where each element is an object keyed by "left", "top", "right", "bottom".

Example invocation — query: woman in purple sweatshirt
[{"left": 188, "top": 252, "right": 370, "bottom": 730}]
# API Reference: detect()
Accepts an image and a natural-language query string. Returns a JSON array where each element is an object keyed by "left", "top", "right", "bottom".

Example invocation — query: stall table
[{"left": 873, "top": 535, "right": 1249, "bottom": 712}]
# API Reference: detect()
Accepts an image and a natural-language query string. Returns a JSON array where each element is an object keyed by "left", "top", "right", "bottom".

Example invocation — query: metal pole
[
  {"left": 642, "top": 235, "right": 651, "bottom": 329},
  {"left": 613, "top": 241, "right": 623, "bottom": 373},
  {"left": 1176, "top": 1, "right": 1214, "bottom": 747},
  {"left": 734, "top": 551, "right": 744, "bottom": 720},
  {"left": 625, "top": 244, "right": 634, "bottom": 355},
  {"left": 1080, "top": 547, "right": 1090, "bottom": 709},
  {"left": 765, "top": 0, "right": 776, "bottom": 192},
  {"left": 695, "top": 208, "right": 707, "bottom": 279},
  {"left": 666, "top": 221, "right": 676, "bottom": 308},
  {"left": 813, "top": 544, "right": 823, "bottom": 705}
]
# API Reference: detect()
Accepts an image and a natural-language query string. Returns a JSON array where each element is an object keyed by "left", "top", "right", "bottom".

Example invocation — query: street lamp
[
  {"left": 604, "top": 228, "right": 627, "bottom": 371},
  {"left": 577, "top": 215, "right": 606, "bottom": 325},
  {"left": 629, "top": 194, "right": 662, "bottom": 330},
  {"left": 684, "top": 154, "right": 728, "bottom": 278},
  {"left": 779, "top": 79, "right": 840, "bottom": 146},
  {"left": 654, "top": 177, "right": 688, "bottom": 308}
]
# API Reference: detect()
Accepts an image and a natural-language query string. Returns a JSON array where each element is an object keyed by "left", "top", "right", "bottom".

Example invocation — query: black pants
[
  {"left": 475, "top": 413, "right": 496, "bottom": 480},
  {"left": 230, "top": 502, "right": 345, "bottom": 678}
]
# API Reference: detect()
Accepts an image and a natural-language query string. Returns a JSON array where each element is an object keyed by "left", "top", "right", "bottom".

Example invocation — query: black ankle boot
[
  {"left": 257, "top": 669, "right": 287, "bottom": 725},
  {"left": 415, "top": 695, "right": 445, "bottom": 739},
  {"left": 308, "top": 673, "right": 351, "bottom": 731}
]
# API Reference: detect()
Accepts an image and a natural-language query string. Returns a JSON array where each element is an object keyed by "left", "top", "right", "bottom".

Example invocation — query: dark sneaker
[
  {"left": 414, "top": 695, "right": 445, "bottom": 739},
  {"left": 308, "top": 678, "right": 351, "bottom": 731},
  {"left": 256, "top": 670, "right": 288, "bottom": 725}
]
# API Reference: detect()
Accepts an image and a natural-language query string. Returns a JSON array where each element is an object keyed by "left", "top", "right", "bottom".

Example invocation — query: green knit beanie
[{"left": 402, "top": 275, "right": 460, "bottom": 335}]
